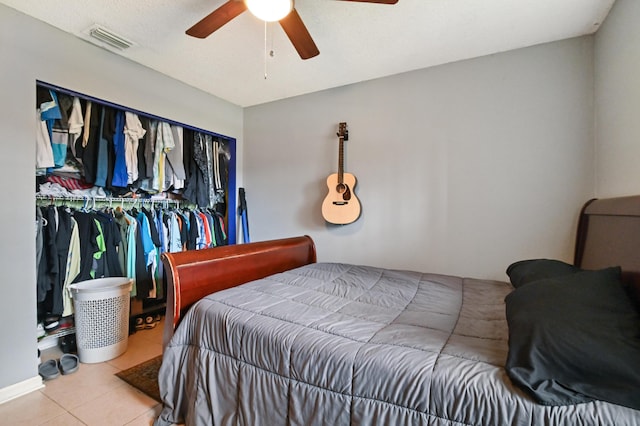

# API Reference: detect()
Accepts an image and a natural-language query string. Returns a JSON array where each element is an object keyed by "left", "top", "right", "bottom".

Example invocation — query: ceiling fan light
[{"left": 245, "top": 0, "right": 293, "bottom": 22}]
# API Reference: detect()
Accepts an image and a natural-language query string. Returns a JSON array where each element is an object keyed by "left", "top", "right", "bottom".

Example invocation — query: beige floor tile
[
  {"left": 0, "top": 390, "right": 65, "bottom": 425},
  {"left": 39, "top": 411, "right": 86, "bottom": 425},
  {"left": 12, "top": 315, "right": 166, "bottom": 425},
  {"left": 69, "top": 383, "right": 157, "bottom": 426},
  {"left": 133, "top": 319, "right": 165, "bottom": 345},
  {"left": 105, "top": 333, "right": 163, "bottom": 371},
  {"left": 41, "top": 361, "right": 123, "bottom": 410},
  {"left": 124, "top": 404, "right": 162, "bottom": 426}
]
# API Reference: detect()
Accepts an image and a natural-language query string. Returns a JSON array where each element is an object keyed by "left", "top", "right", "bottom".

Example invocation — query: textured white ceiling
[{"left": 0, "top": 0, "right": 615, "bottom": 107}]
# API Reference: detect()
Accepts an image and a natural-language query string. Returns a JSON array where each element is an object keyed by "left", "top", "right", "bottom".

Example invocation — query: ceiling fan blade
[
  {"left": 279, "top": 9, "right": 319, "bottom": 60},
  {"left": 337, "top": 0, "right": 398, "bottom": 3},
  {"left": 186, "top": 0, "right": 247, "bottom": 39}
]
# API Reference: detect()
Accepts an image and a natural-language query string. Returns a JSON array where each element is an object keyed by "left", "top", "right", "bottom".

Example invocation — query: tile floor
[{"left": 0, "top": 319, "right": 165, "bottom": 425}]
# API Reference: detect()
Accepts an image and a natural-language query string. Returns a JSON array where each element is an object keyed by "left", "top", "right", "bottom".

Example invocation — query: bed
[{"left": 154, "top": 195, "right": 640, "bottom": 425}]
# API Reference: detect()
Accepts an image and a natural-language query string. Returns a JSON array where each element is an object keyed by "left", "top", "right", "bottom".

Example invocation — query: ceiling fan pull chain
[
  {"left": 270, "top": 21, "right": 275, "bottom": 58},
  {"left": 264, "top": 21, "right": 268, "bottom": 79}
]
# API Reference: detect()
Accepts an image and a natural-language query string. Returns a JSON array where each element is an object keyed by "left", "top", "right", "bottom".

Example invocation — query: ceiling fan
[{"left": 186, "top": 0, "right": 399, "bottom": 60}]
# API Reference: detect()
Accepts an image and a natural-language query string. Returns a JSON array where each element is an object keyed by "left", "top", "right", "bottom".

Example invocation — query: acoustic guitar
[{"left": 322, "top": 122, "right": 361, "bottom": 224}]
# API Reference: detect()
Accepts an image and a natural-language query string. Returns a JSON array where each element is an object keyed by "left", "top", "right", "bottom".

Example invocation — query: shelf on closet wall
[{"left": 37, "top": 327, "right": 76, "bottom": 351}]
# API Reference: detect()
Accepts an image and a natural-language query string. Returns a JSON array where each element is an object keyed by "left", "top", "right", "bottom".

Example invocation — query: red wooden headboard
[{"left": 160, "top": 235, "right": 317, "bottom": 348}]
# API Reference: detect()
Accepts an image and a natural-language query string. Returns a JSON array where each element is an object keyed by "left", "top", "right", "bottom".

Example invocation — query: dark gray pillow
[
  {"left": 505, "top": 266, "right": 640, "bottom": 409},
  {"left": 506, "top": 259, "right": 581, "bottom": 288}
]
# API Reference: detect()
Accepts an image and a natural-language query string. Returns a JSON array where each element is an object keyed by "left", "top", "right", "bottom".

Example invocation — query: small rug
[{"left": 115, "top": 355, "right": 163, "bottom": 402}]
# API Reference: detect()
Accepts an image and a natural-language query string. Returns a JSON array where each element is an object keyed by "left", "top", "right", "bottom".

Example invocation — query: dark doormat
[{"left": 115, "top": 355, "right": 163, "bottom": 402}]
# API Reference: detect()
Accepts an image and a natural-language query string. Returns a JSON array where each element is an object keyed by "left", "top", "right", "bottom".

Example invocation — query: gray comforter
[{"left": 155, "top": 263, "right": 639, "bottom": 425}]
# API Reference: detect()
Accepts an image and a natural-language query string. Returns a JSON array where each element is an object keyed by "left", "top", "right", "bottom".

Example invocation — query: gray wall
[
  {"left": 244, "top": 37, "right": 595, "bottom": 281},
  {"left": 0, "top": 4, "right": 243, "bottom": 392},
  {"left": 594, "top": 0, "right": 640, "bottom": 197}
]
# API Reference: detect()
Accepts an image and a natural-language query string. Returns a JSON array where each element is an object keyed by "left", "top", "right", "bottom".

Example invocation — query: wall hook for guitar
[{"left": 322, "top": 122, "right": 361, "bottom": 224}]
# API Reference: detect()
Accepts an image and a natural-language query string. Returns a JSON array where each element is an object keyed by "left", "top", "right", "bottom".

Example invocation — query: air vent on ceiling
[{"left": 86, "top": 25, "right": 133, "bottom": 50}]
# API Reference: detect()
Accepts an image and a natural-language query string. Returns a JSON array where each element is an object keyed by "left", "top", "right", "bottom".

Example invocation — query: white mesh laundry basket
[{"left": 69, "top": 277, "right": 132, "bottom": 363}]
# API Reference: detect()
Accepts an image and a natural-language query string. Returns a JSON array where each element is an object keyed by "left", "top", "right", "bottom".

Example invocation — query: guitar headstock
[{"left": 337, "top": 122, "right": 348, "bottom": 141}]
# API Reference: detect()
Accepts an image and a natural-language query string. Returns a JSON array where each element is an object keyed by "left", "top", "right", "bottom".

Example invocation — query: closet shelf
[{"left": 38, "top": 326, "right": 76, "bottom": 351}]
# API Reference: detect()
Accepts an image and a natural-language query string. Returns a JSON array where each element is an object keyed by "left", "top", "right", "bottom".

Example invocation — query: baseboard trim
[{"left": 0, "top": 376, "right": 44, "bottom": 405}]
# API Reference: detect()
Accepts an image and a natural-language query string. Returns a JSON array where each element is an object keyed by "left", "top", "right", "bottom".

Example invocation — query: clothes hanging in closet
[
  {"left": 36, "top": 86, "right": 230, "bottom": 209},
  {"left": 36, "top": 201, "right": 228, "bottom": 320},
  {"left": 182, "top": 131, "right": 229, "bottom": 209}
]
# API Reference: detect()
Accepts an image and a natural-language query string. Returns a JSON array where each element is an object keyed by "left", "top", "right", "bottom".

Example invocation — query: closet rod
[
  {"left": 36, "top": 194, "right": 183, "bottom": 208},
  {"left": 36, "top": 80, "right": 235, "bottom": 143}
]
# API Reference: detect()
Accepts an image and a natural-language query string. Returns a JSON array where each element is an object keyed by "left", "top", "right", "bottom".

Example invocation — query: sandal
[
  {"left": 38, "top": 359, "right": 60, "bottom": 380},
  {"left": 59, "top": 353, "right": 79, "bottom": 375}
]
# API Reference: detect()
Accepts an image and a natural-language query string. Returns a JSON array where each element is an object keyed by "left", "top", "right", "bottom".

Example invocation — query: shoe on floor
[
  {"left": 135, "top": 317, "right": 145, "bottom": 331},
  {"left": 59, "top": 353, "right": 79, "bottom": 375},
  {"left": 144, "top": 315, "right": 157, "bottom": 329},
  {"left": 59, "top": 334, "right": 77, "bottom": 354},
  {"left": 38, "top": 359, "right": 60, "bottom": 381}
]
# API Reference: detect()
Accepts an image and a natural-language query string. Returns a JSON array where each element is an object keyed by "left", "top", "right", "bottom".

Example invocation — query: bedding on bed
[
  {"left": 505, "top": 259, "right": 582, "bottom": 288},
  {"left": 155, "top": 263, "right": 639, "bottom": 426},
  {"left": 505, "top": 263, "right": 640, "bottom": 410}
]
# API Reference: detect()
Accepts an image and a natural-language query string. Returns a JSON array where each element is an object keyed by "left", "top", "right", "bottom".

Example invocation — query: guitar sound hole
[{"left": 336, "top": 183, "right": 346, "bottom": 194}]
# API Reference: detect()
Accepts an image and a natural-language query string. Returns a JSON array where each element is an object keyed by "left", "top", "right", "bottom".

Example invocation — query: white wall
[
  {"left": 244, "top": 37, "right": 595, "bottom": 281},
  {"left": 594, "top": 0, "right": 640, "bottom": 198},
  {"left": 0, "top": 4, "right": 243, "bottom": 393}
]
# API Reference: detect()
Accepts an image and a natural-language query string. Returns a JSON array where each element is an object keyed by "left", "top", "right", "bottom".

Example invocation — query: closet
[{"left": 35, "top": 81, "right": 236, "bottom": 350}]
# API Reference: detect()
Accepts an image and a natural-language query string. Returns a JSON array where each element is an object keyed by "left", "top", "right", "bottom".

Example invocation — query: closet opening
[{"left": 35, "top": 80, "right": 237, "bottom": 352}]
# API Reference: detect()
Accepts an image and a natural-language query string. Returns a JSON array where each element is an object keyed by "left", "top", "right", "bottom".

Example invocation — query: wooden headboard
[
  {"left": 160, "top": 235, "right": 317, "bottom": 348},
  {"left": 574, "top": 195, "right": 640, "bottom": 306}
]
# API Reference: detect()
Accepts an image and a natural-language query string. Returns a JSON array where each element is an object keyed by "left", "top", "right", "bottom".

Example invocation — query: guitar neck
[{"left": 338, "top": 137, "right": 344, "bottom": 184}]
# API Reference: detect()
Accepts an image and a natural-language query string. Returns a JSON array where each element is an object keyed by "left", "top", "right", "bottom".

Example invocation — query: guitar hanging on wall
[{"left": 322, "top": 122, "right": 361, "bottom": 224}]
